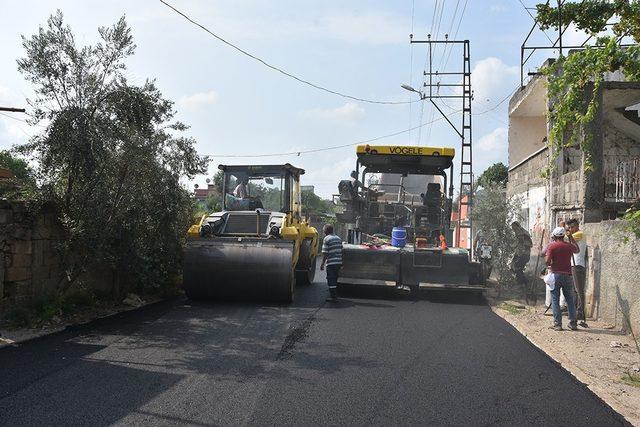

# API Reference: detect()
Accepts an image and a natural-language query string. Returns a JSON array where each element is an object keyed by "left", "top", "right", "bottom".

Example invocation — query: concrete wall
[
  {"left": 508, "top": 116, "right": 547, "bottom": 167},
  {"left": 583, "top": 221, "right": 640, "bottom": 333},
  {"left": 508, "top": 75, "right": 547, "bottom": 167},
  {"left": 0, "top": 200, "right": 65, "bottom": 316}
]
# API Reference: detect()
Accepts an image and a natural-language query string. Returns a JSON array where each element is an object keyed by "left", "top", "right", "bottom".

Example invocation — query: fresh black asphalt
[{"left": 0, "top": 272, "right": 627, "bottom": 426}]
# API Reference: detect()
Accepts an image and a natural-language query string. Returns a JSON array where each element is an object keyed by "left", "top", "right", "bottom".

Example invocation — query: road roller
[
  {"left": 184, "top": 164, "right": 319, "bottom": 303},
  {"left": 334, "top": 144, "right": 488, "bottom": 293}
]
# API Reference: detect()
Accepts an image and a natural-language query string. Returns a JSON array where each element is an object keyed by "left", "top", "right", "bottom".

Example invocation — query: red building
[{"left": 452, "top": 195, "right": 471, "bottom": 250}]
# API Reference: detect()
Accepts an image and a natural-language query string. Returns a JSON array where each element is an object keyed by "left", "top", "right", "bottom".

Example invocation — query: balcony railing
[{"left": 604, "top": 156, "right": 640, "bottom": 203}]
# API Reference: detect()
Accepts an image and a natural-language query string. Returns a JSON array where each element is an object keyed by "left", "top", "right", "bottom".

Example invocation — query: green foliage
[
  {"left": 16, "top": 11, "right": 207, "bottom": 295},
  {"left": 0, "top": 150, "right": 36, "bottom": 198},
  {"left": 499, "top": 302, "right": 526, "bottom": 316},
  {"left": 536, "top": 1, "right": 640, "bottom": 41},
  {"left": 470, "top": 185, "right": 523, "bottom": 288},
  {"left": 535, "top": 1, "right": 640, "bottom": 173},
  {"left": 0, "top": 150, "right": 33, "bottom": 182},
  {"left": 622, "top": 372, "right": 640, "bottom": 388},
  {"left": 302, "top": 190, "right": 336, "bottom": 214},
  {"left": 477, "top": 162, "right": 508, "bottom": 188},
  {"left": 204, "top": 194, "right": 222, "bottom": 212},
  {"left": 5, "top": 306, "right": 32, "bottom": 328},
  {"left": 622, "top": 204, "right": 640, "bottom": 244},
  {"left": 4, "top": 290, "right": 97, "bottom": 328},
  {"left": 251, "top": 184, "right": 284, "bottom": 212},
  {"left": 197, "top": 170, "right": 224, "bottom": 213}
]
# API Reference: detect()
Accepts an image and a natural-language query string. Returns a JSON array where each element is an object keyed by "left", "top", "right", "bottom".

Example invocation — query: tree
[
  {"left": 301, "top": 189, "right": 336, "bottom": 214},
  {"left": 0, "top": 150, "right": 33, "bottom": 182},
  {"left": 470, "top": 185, "right": 523, "bottom": 290},
  {"left": 535, "top": 1, "right": 640, "bottom": 171},
  {"left": 0, "top": 150, "right": 36, "bottom": 198},
  {"left": 203, "top": 170, "right": 224, "bottom": 212},
  {"left": 476, "top": 162, "right": 508, "bottom": 188},
  {"left": 17, "top": 12, "right": 207, "bottom": 295}
]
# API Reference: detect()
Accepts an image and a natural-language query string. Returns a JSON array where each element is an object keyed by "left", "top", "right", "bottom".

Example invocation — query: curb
[{"left": 0, "top": 296, "right": 181, "bottom": 349}]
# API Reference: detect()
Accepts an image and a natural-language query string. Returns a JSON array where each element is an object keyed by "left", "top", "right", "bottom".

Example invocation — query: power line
[
  {"left": 159, "top": 0, "right": 418, "bottom": 106},
  {"left": 203, "top": 109, "right": 462, "bottom": 159},
  {"left": 429, "top": 0, "right": 440, "bottom": 37},
  {"left": 421, "top": 0, "right": 442, "bottom": 144},
  {"left": 0, "top": 112, "right": 29, "bottom": 123},
  {"left": 434, "top": 0, "right": 447, "bottom": 42},
  {"left": 517, "top": 0, "right": 554, "bottom": 44},
  {"left": 408, "top": 0, "right": 416, "bottom": 140},
  {"left": 441, "top": 0, "right": 469, "bottom": 70},
  {"left": 0, "top": 113, "right": 33, "bottom": 138},
  {"left": 438, "top": 85, "right": 519, "bottom": 116},
  {"left": 474, "top": 87, "right": 519, "bottom": 115},
  {"left": 0, "top": 111, "right": 47, "bottom": 128}
]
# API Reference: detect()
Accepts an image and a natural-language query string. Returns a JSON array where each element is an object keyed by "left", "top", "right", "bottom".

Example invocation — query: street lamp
[{"left": 401, "top": 84, "right": 425, "bottom": 99}]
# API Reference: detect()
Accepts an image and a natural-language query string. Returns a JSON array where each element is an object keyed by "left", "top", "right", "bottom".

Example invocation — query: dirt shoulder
[{"left": 488, "top": 288, "right": 640, "bottom": 425}]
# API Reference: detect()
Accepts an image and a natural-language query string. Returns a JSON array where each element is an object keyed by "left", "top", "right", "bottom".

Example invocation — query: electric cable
[
  {"left": 408, "top": 0, "right": 416, "bottom": 139},
  {"left": 202, "top": 109, "right": 462, "bottom": 159},
  {"left": 0, "top": 112, "right": 33, "bottom": 138},
  {"left": 159, "top": 0, "right": 419, "bottom": 105},
  {"left": 441, "top": 0, "right": 469, "bottom": 71}
]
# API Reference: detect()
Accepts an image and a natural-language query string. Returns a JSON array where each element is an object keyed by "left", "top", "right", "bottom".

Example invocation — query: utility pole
[{"left": 410, "top": 36, "right": 474, "bottom": 255}]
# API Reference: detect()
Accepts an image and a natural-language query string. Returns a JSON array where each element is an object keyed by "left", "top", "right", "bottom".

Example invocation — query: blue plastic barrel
[{"left": 391, "top": 227, "right": 407, "bottom": 248}]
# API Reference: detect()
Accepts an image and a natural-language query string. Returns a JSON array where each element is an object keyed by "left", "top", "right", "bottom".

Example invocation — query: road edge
[
  {"left": 490, "top": 304, "right": 634, "bottom": 426},
  {"left": 0, "top": 296, "right": 180, "bottom": 349}
]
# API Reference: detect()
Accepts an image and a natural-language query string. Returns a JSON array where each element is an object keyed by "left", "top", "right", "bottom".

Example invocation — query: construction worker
[
  {"left": 234, "top": 176, "right": 249, "bottom": 199},
  {"left": 566, "top": 218, "right": 588, "bottom": 327},
  {"left": 320, "top": 224, "right": 343, "bottom": 302},
  {"left": 546, "top": 227, "right": 580, "bottom": 331}
]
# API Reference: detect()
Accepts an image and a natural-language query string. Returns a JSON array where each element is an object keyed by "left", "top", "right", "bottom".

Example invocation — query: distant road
[{"left": 0, "top": 275, "right": 626, "bottom": 425}]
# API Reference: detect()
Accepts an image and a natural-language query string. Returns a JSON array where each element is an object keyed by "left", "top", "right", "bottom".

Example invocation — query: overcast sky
[{"left": 0, "top": 0, "right": 572, "bottom": 197}]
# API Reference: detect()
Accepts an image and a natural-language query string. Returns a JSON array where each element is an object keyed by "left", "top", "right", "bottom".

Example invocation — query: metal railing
[
  {"left": 520, "top": 1, "right": 634, "bottom": 88},
  {"left": 604, "top": 156, "right": 640, "bottom": 203}
]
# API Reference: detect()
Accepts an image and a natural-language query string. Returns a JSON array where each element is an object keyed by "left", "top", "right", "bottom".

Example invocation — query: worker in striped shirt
[{"left": 320, "top": 224, "right": 343, "bottom": 302}]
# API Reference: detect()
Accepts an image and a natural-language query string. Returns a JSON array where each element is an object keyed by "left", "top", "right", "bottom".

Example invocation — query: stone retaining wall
[{"left": 0, "top": 200, "right": 65, "bottom": 316}]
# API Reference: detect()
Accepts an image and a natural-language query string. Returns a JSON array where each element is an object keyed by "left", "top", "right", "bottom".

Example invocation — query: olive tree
[
  {"left": 17, "top": 11, "right": 207, "bottom": 295},
  {"left": 471, "top": 185, "right": 523, "bottom": 290}
]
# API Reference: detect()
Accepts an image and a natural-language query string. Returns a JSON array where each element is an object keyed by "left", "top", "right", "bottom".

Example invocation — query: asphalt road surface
[{"left": 0, "top": 273, "right": 626, "bottom": 426}]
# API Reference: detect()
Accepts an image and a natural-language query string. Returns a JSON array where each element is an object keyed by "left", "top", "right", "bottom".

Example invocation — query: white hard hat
[{"left": 551, "top": 226, "right": 565, "bottom": 237}]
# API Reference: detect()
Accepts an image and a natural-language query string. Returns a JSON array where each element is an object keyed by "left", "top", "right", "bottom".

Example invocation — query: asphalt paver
[{"left": 0, "top": 274, "right": 627, "bottom": 426}]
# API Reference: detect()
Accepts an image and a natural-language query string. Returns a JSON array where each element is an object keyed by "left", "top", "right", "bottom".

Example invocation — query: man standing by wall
[
  {"left": 511, "top": 222, "right": 533, "bottom": 288},
  {"left": 546, "top": 227, "right": 580, "bottom": 331},
  {"left": 566, "top": 219, "right": 588, "bottom": 327},
  {"left": 320, "top": 224, "right": 343, "bottom": 302}
]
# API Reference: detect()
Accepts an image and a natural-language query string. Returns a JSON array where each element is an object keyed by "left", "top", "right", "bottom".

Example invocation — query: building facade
[
  {"left": 507, "top": 68, "right": 640, "bottom": 328},
  {"left": 508, "top": 73, "right": 640, "bottom": 244}
]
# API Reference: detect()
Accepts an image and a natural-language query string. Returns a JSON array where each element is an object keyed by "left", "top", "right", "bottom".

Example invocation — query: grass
[
  {"left": 499, "top": 302, "right": 526, "bottom": 316},
  {"left": 621, "top": 371, "right": 640, "bottom": 388},
  {"left": 3, "top": 290, "right": 97, "bottom": 329}
]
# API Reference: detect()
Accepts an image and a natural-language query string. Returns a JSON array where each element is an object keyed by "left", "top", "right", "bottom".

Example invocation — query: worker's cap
[{"left": 551, "top": 226, "right": 565, "bottom": 237}]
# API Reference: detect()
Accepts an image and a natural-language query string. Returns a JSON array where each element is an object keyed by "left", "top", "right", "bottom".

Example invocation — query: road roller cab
[{"left": 184, "top": 164, "right": 319, "bottom": 302}]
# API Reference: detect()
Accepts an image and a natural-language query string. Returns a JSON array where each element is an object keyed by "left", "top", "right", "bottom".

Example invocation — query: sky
[{"left": 0, "top": 0, "right": 575, "bottom": 198}]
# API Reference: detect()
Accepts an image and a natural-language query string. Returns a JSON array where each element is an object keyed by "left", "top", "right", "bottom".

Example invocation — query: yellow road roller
[{"left": 184, "top": 164, "right": 319, "bottom": 302}]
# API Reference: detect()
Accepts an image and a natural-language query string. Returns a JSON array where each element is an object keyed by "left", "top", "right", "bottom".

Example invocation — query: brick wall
[
  {"left": 507, "top": 148, "right": 548, "bottom": 198},
  {"left": 0, "top": 200, "right": 64, "bottom": 316}
]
